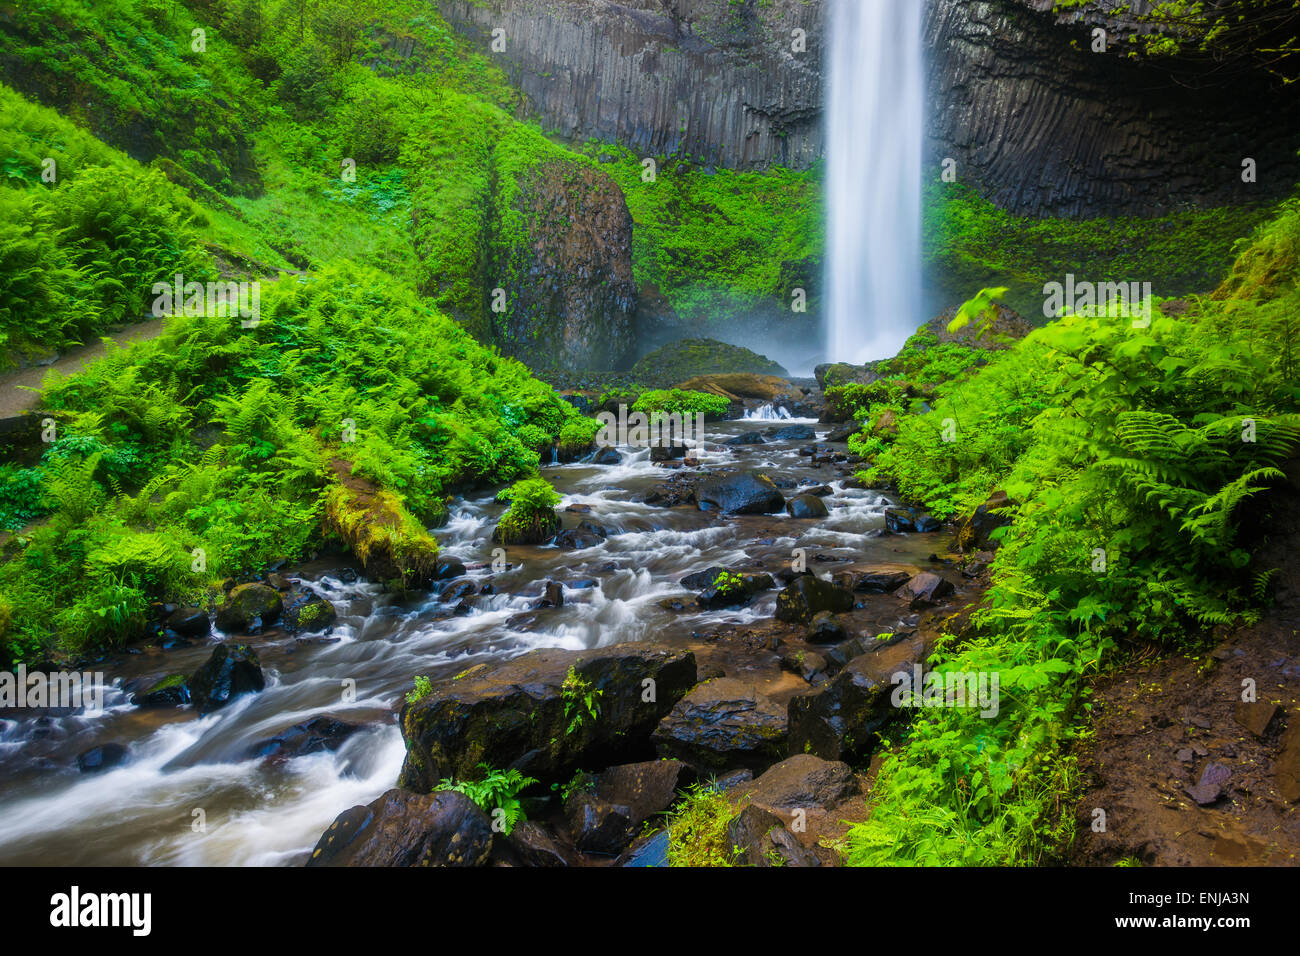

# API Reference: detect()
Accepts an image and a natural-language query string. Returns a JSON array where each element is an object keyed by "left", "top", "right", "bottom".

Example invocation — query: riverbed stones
[
  {"left": 306, "top": 789, "right": 494, "bottom": 867},
  {"left": 771, "top": 424, "right": 816, "bottom": 441},
  {"left": 165, "top": 607, "right": 208, "bottom": 637},
  {"left": 724, "top": 431, "right": 767, "bottom": 446},
  {"left": 651, "top": 678, "right": 787, "bottom": 772},
  {"left": 397, "top": 643, "right": 696, "bottom": 791},
  {"left": 214, "top": 583, "right": 282, "bottom": 633},
  {"left": 774, "top": 576, "right": 854, "bottom": 624},
  {"left": 696, "top": 471, "right": 785, "bottom": 515},
  {"left": 188, "top": 642, "right": 265, "bottom": 715},
  {"left": 786, "top": 494, "right": 829, "bottom": 519}
]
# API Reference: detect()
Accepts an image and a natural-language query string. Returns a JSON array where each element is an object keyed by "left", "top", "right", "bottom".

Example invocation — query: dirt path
[
  {"left": 1070, "top": 457, "right": 1300, "bottom": 866},
  {"left": 0, "top": 317, "right": 168, "bottom": 420}
]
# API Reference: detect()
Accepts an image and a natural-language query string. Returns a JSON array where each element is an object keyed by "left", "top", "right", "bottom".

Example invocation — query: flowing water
[
  {"left": 0, "top": 420, "right": 932, "bottom": 865},
  {"left": 824, "top": 0, "right": 924, "bottom": 365}
]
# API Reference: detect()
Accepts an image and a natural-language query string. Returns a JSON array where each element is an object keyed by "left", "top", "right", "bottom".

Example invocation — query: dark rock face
[
  {"left": 831, "top": 563, "right": 918, "bottom": 594},
  {"left": 952, "top": 490, "right": 1014, "bottom": 553},
  {"left": 774, "top": 576, "right": 854, "bottom": 624},
  {"left": 214, "top": 583, "right": 282, "bottom": 633},
  {"left": 771, "top": 424, "right": 816, "bottom": 441},
  {"left": 899, "top": 572, "right": 955, "bottom": 608},
  {"left": 496, "top": 158, "right": 637, "bottom": 371},
  {"left": 165, "top": 607, "right": 208, "bottom": 637},
  {"left": 696, "top": 572, "right": 774, "bottom": 610},
  {"left": 398, "top": 643, "right": 697, "bottom": 791},
  {"left": 652, "top": 678, "right": 787, "bottom": 772},
  {"left": 503, "top": 821, "right": 569, "bottom": 867},
  {"left": 188, "top": 643, "right": 265, "bottom": 715},
  {"left": 438, "top": 0, "right": 825, "bottom": 171},
  {"left": 565, "top": 759, "right": 689, "bottom": 855},
  {"left": 697, "top": 471, "right": 785, "bottom": 515},
  {"left": 306, "top": 789, "right": 494, "bottom": 867},
  {"left": 925, "top": 0, "right": 1299, "bottom": 217}
]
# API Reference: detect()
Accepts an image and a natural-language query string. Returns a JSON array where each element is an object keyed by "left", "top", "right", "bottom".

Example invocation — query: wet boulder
[
  {"left": 726, "top": 804, "right": 823, "bottom": 867},
  {"left": 285, "top": 596, "right": 337, "bottom": 632},
  {"left": 771, "top": 424, "right": 816, "bottom": 441},
  {"left": 214, "top": 583, "right": 282, "bottom": 633},
  {"left": 554, "top": 528, "right": 604, "bottom": 550},
  {"left": 439, "top": 580, "right": 478, "bottom": 604},
  {"left": 77, "top": 742, "right": 129, "bottom": 774},
  {"left": 165, "top": 607, "right": 208, "bottom": 637},
  {"left": 806, "top": 611, "right": 847, "bottom": 644},
  {"left": 899, "top": 572, "right": 955, "bottom": 608},
  {"left": 591, "top": 446, "right": 623, "bottom": 465},
  {"left": 696, "top": 572, "right": 774, "bottom": 609},
  {"left": 831, "top": 563, "right": 918, "bottom": 594},
  {"left": 724, "top": 431, "right": 767, "bottom": 446},
  {"left": 131, "top": 673, "right": 190, "bottom": 708},
  {"left": 787, "top": 635, "right": 930, "bottom": 762},
  {"left": 696, "top": 471, "right": 785, "bottom": 515},
  {"left": 247, "top": 715, "right": 362, "bottom": 761},
  {"left": 883, "top": 508, "right": 917, "bottom": 534},
  {"left": 306, "top": 789, "right": 494, "bottom": 867},
  {"left": 397, "top": 643, "right": 697, "bottom": 791},
  {"left": 618, "top": 828, "right": 670, "bottom": 867},
  {"left": 774, "top": 576, "right": 854, "bottom": 624},
  {"left": 565, "top": 793, "right": 634, "bottom": 856},
  {"left": 651, "top": 678, "right": 787, "bottom": 772},
  {"left": 434, "top": 557, "right": 467, "bottom": 581},
  {"left": 650, "top": 445, "right": 687, "bottom": 461},
  {"left": 502, "top": 821, "right": 569, "bottom": 867},
  {"left": 786, "top": 494, "right": 829, "bottom": 519},
  {"left": 188, "top": 642, "right": 265, "bottom": 715}
]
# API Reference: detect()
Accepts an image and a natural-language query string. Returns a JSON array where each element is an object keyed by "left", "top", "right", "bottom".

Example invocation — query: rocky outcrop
[
  {"left": 397, "top": 642, "right": 697, "bottom": 791},
  {"left": 440, "top": 0, "right": 1297, "bottom": 220},
  {"left": 496, "top": 158, "right": 637, "bottom": 371},
  {"left": 438, "top": 0, "right": 825, "bottom": 171},
  {"left": 925, "top": 0, "right": 1300, "bottom": 217},
  {"left": 306, "top": 789, "right": 495, "bottom": 867}
]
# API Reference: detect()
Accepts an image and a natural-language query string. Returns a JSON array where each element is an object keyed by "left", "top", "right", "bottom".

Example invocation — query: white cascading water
[{"left": 824, "top": 0, "right": 924, "bottom": 365}]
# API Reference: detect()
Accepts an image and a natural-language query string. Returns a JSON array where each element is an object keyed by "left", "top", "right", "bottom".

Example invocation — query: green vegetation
[
  {"left": 842, "top": 196, "right": 1300, "bottom": 865},
  {"left": 588, "top": 144, "right": 822, "bottom": 329},
  {"left": 631, "top": 388, "right": 731, "bottom": 419},
  {"left": 627, "top": 338, "right": 788, "bottom": 386},
  {"left": 561, "top": 665, "right": 602, "bottom": 736},
  {"left": 435, "top": 764, "right": 538, "bottom": 835},
  {"left": 925, "top": 180, "right": 1273, "bottom": 320},
  {"left": 405, "top": 675, "right": 432, "bottom": 705},
  {"left": 492, "top": 476, "right": 562, "bottom": 547},
  {"left": 665, "top": 784, "right": 740, "bottom": 867}
]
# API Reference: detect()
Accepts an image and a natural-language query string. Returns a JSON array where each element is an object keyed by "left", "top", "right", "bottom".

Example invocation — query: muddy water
[{"left": 0, "top": 416, "right": 936, "bottom": 865}]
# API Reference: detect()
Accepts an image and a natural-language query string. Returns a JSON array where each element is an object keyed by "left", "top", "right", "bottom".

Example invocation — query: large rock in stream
[
  {"left": 306, "top": 789, "right": 494, "bottom": 867},
  {"left": 188, "top": 643, "right": 265, "bottom": 716},
  {"left": 696, "top": 471, "right": 786, "bottom": 515},
  {"left": 397, "top": 643, "right": 697, "bottom": 791},
  {"left": 651, "top": 677, "right": 787, "bottom": 772}
]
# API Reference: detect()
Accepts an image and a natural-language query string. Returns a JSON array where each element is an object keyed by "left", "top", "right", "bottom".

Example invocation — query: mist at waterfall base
[{"left": 824, "top": 0, "right": 924, "bottom": 367}]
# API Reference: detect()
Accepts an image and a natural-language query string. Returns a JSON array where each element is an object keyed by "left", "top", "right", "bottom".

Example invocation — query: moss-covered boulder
[
  {"left": 214, "top": 583, "right": 282, "bottom": 633},
  {"left": 324, "top": 458, "right": 439, "bottom": 588},
  {"left": 491, "top": 476, "right": 562, "bottom": 545},
  {"left": 131, "top": 673, "right": 190, "bottom": 708},
  {"left": 629, "top": 338, "right": 787, "bottom": 385},
  {"left": 397, "top": 642, "right": 697, "bottom": 791}
]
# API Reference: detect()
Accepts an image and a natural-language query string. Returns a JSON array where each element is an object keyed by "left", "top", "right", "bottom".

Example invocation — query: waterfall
[{"left": 823, "top": 0, "right": 924, "bottom": 365}]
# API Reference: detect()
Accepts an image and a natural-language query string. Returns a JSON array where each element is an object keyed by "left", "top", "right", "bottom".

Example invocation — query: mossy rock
[
  {"left": 491, "top": 506, "right": 561, "bottom": 545},
  {"left": 287, "top": 597, "right": 338, "bottom": 632},
  {"left": 629, "top": 338, "right": 787, "bottom": 386},
  {"left": 324, "top": 458, "right": 439, "bottom": 588},
  {"left": 214, "top": 583, "right": 283, "bottom": 633}
]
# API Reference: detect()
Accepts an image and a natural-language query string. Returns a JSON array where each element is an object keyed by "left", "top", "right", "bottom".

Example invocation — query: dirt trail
[
  {"left": 0, "top": 317, "right": 168, "bottom": 420},
  {"left": 1070, "top": 458, "right": 1300, "bottom": 866}
]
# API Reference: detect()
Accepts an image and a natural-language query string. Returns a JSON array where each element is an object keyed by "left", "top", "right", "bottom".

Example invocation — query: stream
[{"left": 0, "top": 415, "right": 935, "bottom": 865}]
